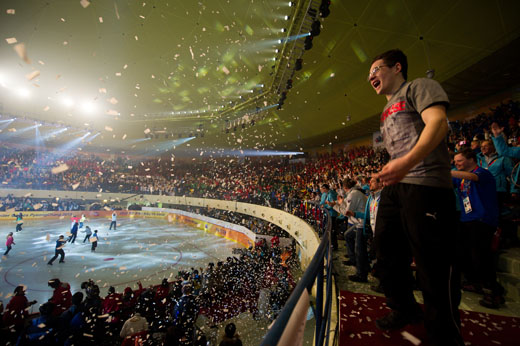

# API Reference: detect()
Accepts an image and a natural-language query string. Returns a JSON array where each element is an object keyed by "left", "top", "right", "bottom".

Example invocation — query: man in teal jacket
[{"left": 477, "top": 139, "right": 512, "bottom": 208}]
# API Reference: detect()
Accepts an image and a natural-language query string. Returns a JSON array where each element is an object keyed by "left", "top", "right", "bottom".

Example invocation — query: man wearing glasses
[{"left": 369, "top": 49, "right": 463, "bottom": 346}]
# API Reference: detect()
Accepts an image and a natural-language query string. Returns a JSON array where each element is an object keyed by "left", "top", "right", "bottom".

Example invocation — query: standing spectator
[
  {"left": 452, "top": 148, "right": 503, "bottom": 308},
  {"left": 319, "top": 184, "right": 338, "bottom": 250},
  {"left": 47, "top": 235, "right": 67, "bottom": 265},
  {"left": 109, "top": 211, "right": 117, "bottom": 230},
  {"left": 172, "top": 284, "right": 199, "bottom": 343},
  {"left": 345, "top": 177, "right": 382, "bottom": 283},
  {"left": 477, "top": 140, "right": 512, "bottom": 207},
  {"left": 4, "top": 232, "right": 15, "bottom": 256},
  {"left": 219, "top": 323, "right": 243, "bottom": 346},
  {"left": 369, "top": 49, "right": 462, "bottom": 345}
]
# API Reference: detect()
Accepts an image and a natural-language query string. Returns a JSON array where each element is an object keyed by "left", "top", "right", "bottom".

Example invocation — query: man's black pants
[
  {"left": 374, "top": 183, "right": 463, "bottom": 345},
  {"left": 48, "top": 249, "right": 65, "bottom": 264},
  {"left": 460, "top": 220, "right": 499, "bottom": 293}
]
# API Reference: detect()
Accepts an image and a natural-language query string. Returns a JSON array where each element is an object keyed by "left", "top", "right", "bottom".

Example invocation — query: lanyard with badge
[{"left": 460, "top": 168, "right": 478, "bottom": 214}]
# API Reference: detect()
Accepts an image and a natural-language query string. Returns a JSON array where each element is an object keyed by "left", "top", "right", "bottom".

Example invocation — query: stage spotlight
[
  {"left": 304, "top": 36, "right": 313, "bottom": 50},
  {"left": 311, "top": 20, "right": 321, "bottom": 36},
  {"left": 320, "top": 0, "right": 331, "bottom": 18},
  {"left": 295, "top": 58, "right": 303, "bottom": 70}
]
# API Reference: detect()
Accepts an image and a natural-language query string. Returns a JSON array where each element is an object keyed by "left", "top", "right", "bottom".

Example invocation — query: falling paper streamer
[
  {"left": 26, "top": 70, "right": 40, "bottom": 81},
  {"left": 114, "top": 3, "right": 120, "bottom": 19},
  {"left": 99, "top": 17, "right": 103, "bottom": 23},
  {"left": 43, "top": 106, "right": 50, "bottom": 112},
  {"left": 72, "top": 182, "right": 80, "bottom": 190},
  {"left": 6, "top": 37, "right": 17, "bottom": 44},
  {"left": 108, "top": 97, "right": 118, "bottom": 104},
  {"left": 6, "top": 9, "right": 15, "bottom": 14},
  {"left": 13, "top": 43, "right": 31, "bottom": 64},
  {"left": 51, "top": 163, "right": 69, "bottom": 174},
  {"left": 80, "top": 0, "right": 90, "bottom": 8},
  {"left": 105, "top": 126, "right": 113, "bottom": 132},
  {"left": 106, "top": 110, "right": 119, "bottom": 116},
  {"left": 401, "top": 331, "right": 421, "bottom": 346},
  {"left": 122, "top": 134, "right": 127, "bottom": 140}
]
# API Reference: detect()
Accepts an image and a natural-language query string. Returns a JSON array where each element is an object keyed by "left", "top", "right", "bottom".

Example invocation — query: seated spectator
[
  {"left": 20, "top": 302, "right": 57, "bottom": 345},
  {"left": 3, "top": 286, "right": 37, "bottom": 341},
  {"left": 48, "top": 278, "right": 72, "bottom": 316},
  {"left": 219, "top": 323, "right": 242, "bottom": 346},
  {"left": 102, "top": 286, "right": 123, "bottom": 325}
]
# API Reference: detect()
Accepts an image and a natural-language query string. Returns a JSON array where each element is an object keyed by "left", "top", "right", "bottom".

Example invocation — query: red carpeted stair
[{"left": 339, "top": 291, "right": 519, "bottom": 346}]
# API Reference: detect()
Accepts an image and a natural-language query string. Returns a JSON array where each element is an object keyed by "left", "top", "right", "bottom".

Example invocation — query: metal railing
[{"left": 261, "top": 206, "right": 336, "bottom": 346}]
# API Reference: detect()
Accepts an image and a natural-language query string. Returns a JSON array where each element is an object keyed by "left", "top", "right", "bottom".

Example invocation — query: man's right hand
[{"left": 491, "top": 122, "right": 504, "bottom": 138}]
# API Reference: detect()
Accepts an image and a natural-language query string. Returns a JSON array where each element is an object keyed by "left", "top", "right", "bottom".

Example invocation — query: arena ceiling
[{"left": 1, "top": 0, "right": 520, "bottom": 156}]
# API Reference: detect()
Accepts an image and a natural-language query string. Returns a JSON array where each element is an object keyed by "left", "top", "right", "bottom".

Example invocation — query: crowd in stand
[
  {"left": 1, "top": 238, "right": 295, "bottom": 345},
  {"left": 1, "top": 99, "right": 520, "bottom": 344}
]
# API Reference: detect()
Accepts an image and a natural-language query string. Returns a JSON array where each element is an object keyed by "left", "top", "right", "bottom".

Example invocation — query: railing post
[{"left": 315, "top": 255, "right": 324, "bottom": 345}]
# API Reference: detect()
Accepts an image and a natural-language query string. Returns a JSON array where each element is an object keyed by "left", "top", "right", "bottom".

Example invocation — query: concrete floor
[{"left": 332, "top": 240, "right": 520, "bottom": 318}]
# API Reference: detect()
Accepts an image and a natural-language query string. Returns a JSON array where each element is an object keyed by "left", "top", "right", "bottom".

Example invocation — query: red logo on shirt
[{"left": 381, "top": 101, "right": 406, "bottom": 122}]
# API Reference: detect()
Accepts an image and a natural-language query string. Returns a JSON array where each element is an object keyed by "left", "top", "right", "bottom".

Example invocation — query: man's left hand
[{"left": 376, "top": 156, "right": 413, "bottom": 186}]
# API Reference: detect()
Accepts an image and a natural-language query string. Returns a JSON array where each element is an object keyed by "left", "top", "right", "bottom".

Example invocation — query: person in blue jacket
[
  {"left": 345, "top": 177, "right": 382, "bottom": 282},
  {"left": 491, "top": 122, "right": 520, "bottom": 193},
  {"left": 320, "top": 184, "right": 338, "bottom": 250},
  {"left": 476, "top": 138, "right": 512, "bottom": 207},
  {"left": 452, "top": 148, "right": 503, "bottom": 308}
]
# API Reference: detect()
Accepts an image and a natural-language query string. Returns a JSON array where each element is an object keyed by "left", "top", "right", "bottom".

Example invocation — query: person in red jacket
[
  {"left": 102, "top": 286, "right": 123, "bottom": 325},
  {"left": 48, "top": 278, "right": 72, "bottom": 316},
  {"left": 3, "top": 286, "right": 37, "bottom": 341}
]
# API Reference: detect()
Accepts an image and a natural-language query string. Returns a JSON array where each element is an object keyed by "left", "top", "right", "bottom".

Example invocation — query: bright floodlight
[
  {"left": 16, "top": 88, "right": 30, "bottom": 98},
  {"left": 62, "top": 97, "right": 75, "bottom": 107},
  {"left": 81, "top": 101, "right": 96, "bottom": 114}
]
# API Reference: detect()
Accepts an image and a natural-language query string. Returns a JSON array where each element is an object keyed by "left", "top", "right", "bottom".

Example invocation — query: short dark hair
[
  {"left": 372, "top": 49, "right": 408, "bottom": 80},
  {"left": 342, "top": 178, "right": 357, "bottom": 189},
  {"left": 321, "top": 184, "right": 329, "bottom": 190},
  {"left": 456, "top": 148, "right": 477, "bottom": 162},
  {"left": 225, "top": 323, "right": 237, "bottom": 338}
]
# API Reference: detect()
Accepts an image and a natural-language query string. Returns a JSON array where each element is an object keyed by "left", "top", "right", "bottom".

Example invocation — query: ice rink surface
[{"left": 0, "top": 217, "right": 237, "bottom": 309}]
